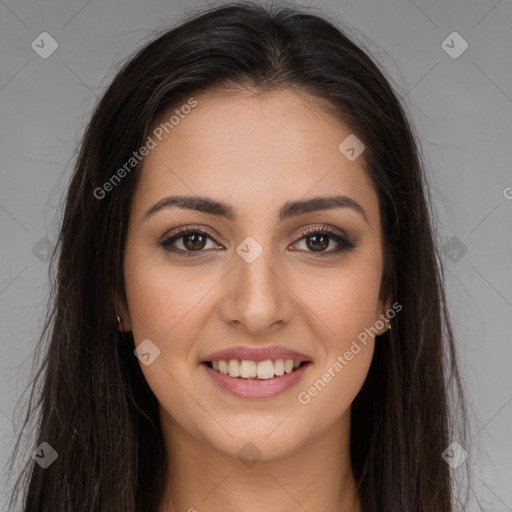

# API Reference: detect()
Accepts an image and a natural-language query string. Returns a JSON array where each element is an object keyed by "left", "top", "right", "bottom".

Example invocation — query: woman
[{"left": 8, "top": 2, "right": 469, "bottom": 511}]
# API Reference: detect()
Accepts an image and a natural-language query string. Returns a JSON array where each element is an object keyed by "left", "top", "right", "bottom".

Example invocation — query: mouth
[
  {"left": 203, "top": 359, "right": 311, "bottom": 379},
  {"left": 200, "top": 358, "right": 312, "bottom": 399}
]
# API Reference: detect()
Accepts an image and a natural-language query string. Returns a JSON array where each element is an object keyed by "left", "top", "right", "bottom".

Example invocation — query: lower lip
[{"left": 201, "top": 362, "right": 311, "bottom": 399}]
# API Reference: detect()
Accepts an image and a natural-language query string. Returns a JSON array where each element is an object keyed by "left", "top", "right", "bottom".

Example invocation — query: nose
[{"left": 219, "top": 238, "right": 292, "bottom": 335}]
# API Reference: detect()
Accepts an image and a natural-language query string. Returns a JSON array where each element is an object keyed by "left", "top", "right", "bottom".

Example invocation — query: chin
[{"left": 201, "top": 421, "right": 311, "bottom": 463}]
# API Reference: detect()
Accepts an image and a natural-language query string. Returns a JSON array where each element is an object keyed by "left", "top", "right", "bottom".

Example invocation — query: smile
[
  {"left": 201, "top": 359, "right": 312, "bottom": 399},
  {"left": 205, "top": 358, "right": 308, "bottom": 379}
]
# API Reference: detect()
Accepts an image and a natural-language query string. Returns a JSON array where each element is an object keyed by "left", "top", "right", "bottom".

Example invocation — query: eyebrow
[{"left": 144, "top": 194, "right": 369, "bottom": 224}]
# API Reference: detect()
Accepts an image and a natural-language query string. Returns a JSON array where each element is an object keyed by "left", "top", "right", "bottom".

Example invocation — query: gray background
[{"left": 0, "top": 0, "right": 511, "bottom": 510}]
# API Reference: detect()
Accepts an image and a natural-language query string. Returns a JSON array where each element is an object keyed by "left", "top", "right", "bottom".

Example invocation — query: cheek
[
  {"left": 123, "top": 256, "right": 215, "bottom": 433},
  {"left": 301, "top": 257, "right": 383, "bottom": 345},
  {"left": 124, "top": 255, "right": 219, "bottom": 342},
  {"left": 292, "top": 256, "right": 381, "bottom": 413},
  {"left": 296, "top": 339, "right": 374, "bottom": 431}
]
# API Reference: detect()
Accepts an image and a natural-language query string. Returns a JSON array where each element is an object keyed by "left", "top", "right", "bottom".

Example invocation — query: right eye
[{"left": 158, "top": 226, "right": 224, "bottom": 257}]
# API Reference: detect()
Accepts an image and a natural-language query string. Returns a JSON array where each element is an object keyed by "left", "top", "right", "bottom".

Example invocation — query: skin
[{"left": 118, "top": 88, "right": 391, "bottom": 512}]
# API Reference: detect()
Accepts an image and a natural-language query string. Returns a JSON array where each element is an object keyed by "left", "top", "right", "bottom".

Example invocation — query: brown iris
[
  {"left": 183, "top": 233, "right": 207, "bottom": 251},
  {"left": 306, "top": 234, "right": 329, "bottom": 251}
]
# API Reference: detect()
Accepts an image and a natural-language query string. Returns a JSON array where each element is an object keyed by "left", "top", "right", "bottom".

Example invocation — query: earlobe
[
  {"left": 376, "top": 297, "right": 393, "bottom": 336},
  {"left": 114, "top": 301, "right": 132, "bottom": 332},
  {"left": 115, "top": 315, "right": 128, "bottom": 333}
]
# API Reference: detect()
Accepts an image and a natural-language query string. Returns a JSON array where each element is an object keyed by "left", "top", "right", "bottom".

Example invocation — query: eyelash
[{"left": 158, "top": 224, "right": 357, "bottom": 258}]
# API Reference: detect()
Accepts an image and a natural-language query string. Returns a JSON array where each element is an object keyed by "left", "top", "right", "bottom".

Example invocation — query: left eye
[
  {"left": 292, "top": 228, "right": 356, "bottom": 256},
  {"left": 158, "top": 226, "right": 356, "bottom": 257}
]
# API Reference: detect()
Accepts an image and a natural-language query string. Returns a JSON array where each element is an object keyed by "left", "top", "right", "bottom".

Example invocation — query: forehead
[{"left": 133, "top": 88, "right": 379, "bottom": 225}]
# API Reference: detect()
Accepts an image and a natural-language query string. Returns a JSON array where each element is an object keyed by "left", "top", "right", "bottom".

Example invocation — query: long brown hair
[{"left": 7, "top": 2, "right": 469, "bottom": 510}]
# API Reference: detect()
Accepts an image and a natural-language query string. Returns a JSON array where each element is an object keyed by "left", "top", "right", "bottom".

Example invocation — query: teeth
[
  {"left": 274, "top": 359, "right": 284, "bottom": 376},
  {"left": 240, "top": 360, "right": 257, "bottom": 378},
  {"left": 209, "top": 359, "right": 304, "bottom": 379},
  {"left": 284, "top": 359, "right": 294, "bottom": 374},
  {"left": 257, "top": 360, "right": 275, "bottom": 379},
  {"left": 228, "top": 359, "right": 241, "bottom": 377},
  {"left": 219, "top": 360, "right": 229, "bottom": 375}
]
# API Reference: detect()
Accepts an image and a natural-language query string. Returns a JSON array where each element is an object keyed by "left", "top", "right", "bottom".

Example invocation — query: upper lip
[{"left": 202, "top": 346, "right": 312, "bottom": 363}]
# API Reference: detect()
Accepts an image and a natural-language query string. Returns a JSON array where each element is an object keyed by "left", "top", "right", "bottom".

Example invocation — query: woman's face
[{"left": 120, "top": 88, "right": 390, "bottom": 460}]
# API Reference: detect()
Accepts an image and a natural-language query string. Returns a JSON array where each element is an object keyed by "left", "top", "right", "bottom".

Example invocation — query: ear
[
  {"left": 114, "top": 294, "right": 132, "bottom": 332},
  {"left": 375, "top": 289, "right": 393, "bottom": 336}
]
